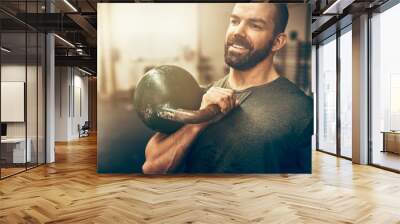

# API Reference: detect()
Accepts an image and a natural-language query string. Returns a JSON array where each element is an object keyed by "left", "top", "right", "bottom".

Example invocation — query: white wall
[
  {"left": 55, "top": 67, "right": 69, "bottom": 141},
  {"left": 71, "top": 73, "right": 89, "bottom": 138},
  {"left": 1, "top": 65, "right": 36, "bottom": 138},
  {"left": 1, "top": 63, "right": 46, "bottom": 164},
  {"left": 55, "top": 67, "right": 89, "bottom": 141},
  {"left": 1, "top": 65, "right": 26, "bottom": 134}
]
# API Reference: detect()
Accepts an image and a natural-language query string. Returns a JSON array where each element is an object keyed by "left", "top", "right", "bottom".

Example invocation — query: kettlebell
[{"left": 133, "top": 65, "right": 220, "bottom": 134}]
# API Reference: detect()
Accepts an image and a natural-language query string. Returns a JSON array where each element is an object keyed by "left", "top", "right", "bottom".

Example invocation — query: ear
[{"left": 271, "top": 33, "right": 288, "bottom": 52}]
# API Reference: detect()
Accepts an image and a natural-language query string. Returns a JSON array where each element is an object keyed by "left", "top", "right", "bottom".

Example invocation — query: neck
[{"left": 228, "top": 55, "right": 279, "bottom": 91}]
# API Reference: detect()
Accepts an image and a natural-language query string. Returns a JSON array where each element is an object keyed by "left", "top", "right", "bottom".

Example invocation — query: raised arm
[{"left": 142, "top": 87, "right": 238, "bottom": 174}]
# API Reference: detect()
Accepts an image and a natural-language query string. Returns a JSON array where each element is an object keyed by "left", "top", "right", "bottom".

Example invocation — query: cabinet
[{"left": 382, "top": 131, "right": 400, "bottom": 154}]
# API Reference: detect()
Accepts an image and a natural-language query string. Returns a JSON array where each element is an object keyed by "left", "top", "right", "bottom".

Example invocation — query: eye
[
  {"left": 230, "top": 18, "right": 239, "bottom": 25},
  {"left": 250, "top": 23, "right": 263, "bottom": 30}
]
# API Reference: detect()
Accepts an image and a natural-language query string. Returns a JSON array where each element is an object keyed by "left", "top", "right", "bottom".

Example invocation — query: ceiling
[
  {"left": 311, "top": 0, "right": 390, "bottom": 44},
  {"left": 1, "top": 0, "right": 99, "bottom": 74},
  {"left": 0, "top": 0, "right": 393, "bottom": 75}
]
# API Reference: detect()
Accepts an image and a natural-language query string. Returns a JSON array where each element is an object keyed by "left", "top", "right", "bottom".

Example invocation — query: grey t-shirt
[{"left": 184, "top": 75, "right": 313, "bottom": 173}]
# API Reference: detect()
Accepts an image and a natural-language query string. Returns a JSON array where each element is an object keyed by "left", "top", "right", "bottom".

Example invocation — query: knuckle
[
  {"left": 210, "top": 87, "right": 218, "bottom": 92},
  {"left": 226, "top": 89, "right": 234, "bottom": 94},
  {"left": 204, "top": 93, "right": 213, "bottom": 99}
]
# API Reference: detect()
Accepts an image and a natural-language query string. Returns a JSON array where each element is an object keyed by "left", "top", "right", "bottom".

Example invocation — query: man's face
[{"left": 224, "top": 4, "right": 277, "bottom": 71}]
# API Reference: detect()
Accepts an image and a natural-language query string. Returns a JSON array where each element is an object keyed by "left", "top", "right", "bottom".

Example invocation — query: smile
[
  {"left": 229, "top": 44, "right": 250, "bottom": 54},
  {"left": 232, "top": 44, "right": 247, "bottom": 50}
]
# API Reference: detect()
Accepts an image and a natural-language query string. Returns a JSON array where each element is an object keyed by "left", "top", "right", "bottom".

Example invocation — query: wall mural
[{"left": 97, "top": 3, "right": 313, "bottom": 174}]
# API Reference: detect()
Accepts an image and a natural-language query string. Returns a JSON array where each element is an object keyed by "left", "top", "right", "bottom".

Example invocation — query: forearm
[
  {"left": 142, "top": 86, "right": 237, "bottom": 174},
  {"left": 142, "top": 123, "right": 207, "bottom": 174}
]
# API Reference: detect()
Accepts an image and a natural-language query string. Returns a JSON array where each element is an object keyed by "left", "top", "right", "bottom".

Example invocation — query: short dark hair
[{"left": 273, "top": 3, "right": 289, "bottom": 35}]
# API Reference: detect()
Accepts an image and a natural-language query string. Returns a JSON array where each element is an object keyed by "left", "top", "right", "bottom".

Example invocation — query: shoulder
[
  {"left": 273, "top": 77, "right": 313, "bottom": 134},
  {"left": 200, "top": 75, "right": 229, "bottom": 92},
  {"left": 255, "top": 76, "right": 313, "bottom": 127},
  {"left": 274, "top": 76, "right": 313, "bottom": 110}
]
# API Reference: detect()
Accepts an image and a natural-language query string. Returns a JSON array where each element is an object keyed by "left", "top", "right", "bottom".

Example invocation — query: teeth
[{"left": 233, "top": 44, "right": 246, "bottom": 49}]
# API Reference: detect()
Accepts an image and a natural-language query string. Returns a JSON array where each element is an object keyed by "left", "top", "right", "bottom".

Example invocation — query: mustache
[{"left": 227, "top": 35, "right": 253, "bottom": 50}]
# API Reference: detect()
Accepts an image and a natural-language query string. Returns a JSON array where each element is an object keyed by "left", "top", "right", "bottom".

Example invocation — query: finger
[
  {"left": 218, "top": 95, "right": 230, "bottom": 113},
  {"left": 229, "top": 94, "right": 236, "bottom": 109},
  {"left": 226, "top": 94, "right": 236, "bottom": 112},
  {"left": 213, "top": 88, "right": 235, "bottom": 110},
  {"left": 222, "top": 90, "right": 235, "bottom": 110},
  {"left": 203, "top": 89, "right": 224, "bottom": 104},
  {"left": 210, "top": 92, "right": 230, "bottom": 113},
  {"left": 214, "top": 87, "right": 234, "bottom": 95},
  {"left": 200, "top": 94, "right": 211, "bottom": 109},
  {"left": 213, "top": 87, "right": 234, "bottom": 97},
  {"left": 208, "top": 87, "right": 231, "bottom": 95},
  {"left": 203, "top": 91, "right": 227, "bottom": 112}
]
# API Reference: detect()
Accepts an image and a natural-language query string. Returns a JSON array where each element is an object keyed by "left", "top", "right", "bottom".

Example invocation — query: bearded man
[{"left": 142, "top": 3, "right": 313, "bottom": 174}]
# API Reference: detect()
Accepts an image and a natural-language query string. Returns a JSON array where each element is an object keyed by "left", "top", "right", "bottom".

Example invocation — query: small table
[
  {"left": 1, "top": 138, "right": 32, "bottom": 164},
  {"left": 381, "top": 131, "right": 400, "bottom": 154}
]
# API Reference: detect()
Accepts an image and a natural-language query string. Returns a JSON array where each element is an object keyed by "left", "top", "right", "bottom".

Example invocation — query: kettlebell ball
[{"left": 133, "top": 65, "right": 220, "bottom": 134}]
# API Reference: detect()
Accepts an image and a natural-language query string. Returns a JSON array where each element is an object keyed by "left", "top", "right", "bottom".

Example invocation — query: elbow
[
  {"left": 142, "top": 140, "right": 155, "bottom": 174},
  {"left": 142, "top": 134, "right": 173, "bottom": 174},
  {"left": 142, "top": 144, "right": 167, "bottom": 174},
  {"left": 142, "top": 138, "right": 164, "bottom": 174},
  {"left": 142, "top": 161, "right": 166, "bottom": 174},
  {"left": 142, "top": 161, "right": 154, "bottom": 174}
]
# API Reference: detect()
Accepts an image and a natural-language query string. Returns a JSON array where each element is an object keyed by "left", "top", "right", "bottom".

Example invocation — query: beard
[{"left": 224, "top": 34, "right": 274, "bottom": 71}]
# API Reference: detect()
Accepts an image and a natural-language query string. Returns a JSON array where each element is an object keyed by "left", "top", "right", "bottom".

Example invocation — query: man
[{"left": 142, "top": 3, "right": 313, "bottom": 174}]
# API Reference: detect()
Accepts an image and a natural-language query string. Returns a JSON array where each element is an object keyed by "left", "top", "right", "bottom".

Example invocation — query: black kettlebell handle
[
  {"left": 155, "top": 91, "right": 251, "bottom": 124},
  {"left": 157, "top": 104, "right": 221, "bottom": 124}
]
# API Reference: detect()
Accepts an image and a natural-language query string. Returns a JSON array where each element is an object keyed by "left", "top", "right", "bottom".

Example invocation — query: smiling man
[{"left": 142, "top": 3, "right": 313, "bottom": 174}]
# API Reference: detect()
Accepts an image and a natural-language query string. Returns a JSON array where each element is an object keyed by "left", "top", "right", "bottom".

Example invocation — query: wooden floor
[
  {"left": 1, "top": 167, "right": 26, "bottom": 178},
  {"left": 1, "top": 163, "right": 44, "bottom": 178},
  {"left": 1, "top": 135, "right": 400, "bottom": 223},
  {"left": 373, "top": 150, "right": 400, "bottom": 171}
]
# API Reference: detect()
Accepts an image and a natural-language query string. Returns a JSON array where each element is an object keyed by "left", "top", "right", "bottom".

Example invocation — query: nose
[{"left": 232, "top": 21, "right": 246, "bottom": 37}]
